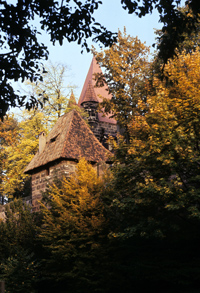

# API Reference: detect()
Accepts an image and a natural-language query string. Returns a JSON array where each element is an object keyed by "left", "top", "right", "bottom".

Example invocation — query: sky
[{"left": 33, "top": 1, "right": 163, "bottom": 101}]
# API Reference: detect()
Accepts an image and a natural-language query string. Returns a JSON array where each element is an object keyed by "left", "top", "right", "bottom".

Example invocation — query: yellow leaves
[
  {"left": 40, "top": 159, "right": 106, "bottom": 250},
  {"left": 164, "top": 48, "right": 200, "bottom": 119},
  {"left": 92, "top": 28, "right": 150, "bottom": 132},
  {"left": 1, "top": 110, "right": 49, "bottom": 197},
  {"left": 127, "top": 48, "right": 200, "bottom": 171}
]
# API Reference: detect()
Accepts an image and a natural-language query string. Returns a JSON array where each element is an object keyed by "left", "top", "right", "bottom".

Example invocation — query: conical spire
[
  {"left": 78, "top": 56, "right": 116, "bottom": 124},
  {"left": 81, "top": 80, "right": 98, "bottom": 104},
  {"left": 68, "top": 90, "right": 77, "bottom": 108}
]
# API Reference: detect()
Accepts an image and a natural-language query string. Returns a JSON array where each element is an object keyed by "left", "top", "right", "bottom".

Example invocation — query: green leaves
[
  {"left": 0, "top": 199, "right": 39, "bottom": 292},
  {"left": 0, "top": 0, "right": 117, "bottom": 120}
]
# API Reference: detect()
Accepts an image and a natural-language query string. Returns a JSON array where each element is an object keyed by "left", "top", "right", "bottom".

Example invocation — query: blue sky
[{"left": 34, "top": 1, "right": 163, "bottom": 101}]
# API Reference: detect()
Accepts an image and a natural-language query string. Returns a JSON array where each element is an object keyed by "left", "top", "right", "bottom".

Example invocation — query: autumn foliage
[
  {"left": 1, "top": 30, "right": 200, "bottom": 292},
  {"left": 38, "top": 158, "right": 107, "bottom": 291}
]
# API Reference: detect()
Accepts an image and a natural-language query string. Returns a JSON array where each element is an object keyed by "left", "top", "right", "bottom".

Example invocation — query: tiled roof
[
  {"left": 81, "top": 80, "right": 98, "bottom": 104},
  {"left": 78, "top": 56, "right": 117, "bottom": 125},
  {"left": 24, "top": 110, "right": 112, "bottom": 174},
  {"left": 68, "top": 90, "right": 77, "bottom": 107}
]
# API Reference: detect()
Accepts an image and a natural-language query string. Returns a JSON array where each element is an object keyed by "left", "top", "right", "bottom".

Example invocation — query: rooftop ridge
[{"left": 24, "top": 110, "right": 112, "bottom": 174}]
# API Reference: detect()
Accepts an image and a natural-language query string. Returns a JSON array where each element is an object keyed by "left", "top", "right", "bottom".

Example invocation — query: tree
[
  {"left": 0, "top": 115, "right": 19, "bottom": 204},
  {"left": 38, "top": 158, "right": 107, "bottom": 292},
  {"left": 1, "top": 0, "right": 200, "bottom": 120},
  {"left": 108, "top": 47, "right": 200, "bottom": 238},
  {"left": 23, "top": 62, "right": 88, "bottom": 128},
  {"left": 0, "top": 0, "right": 117, "bottom": 120},
  {"left": 154, "top": 5, "right": 200, "bottom": 66},
  {"left": 121, "top": 1, "right": 200, "bottom": 62},
  {"left": 0, "top": 199, "right": 39, "bottom": 293},
  {"left": 93, "top": 29, "right": 150, "bottom": 143},
  {"left": 98, "top": 47, "right": 200, "bottom": 291},
  {"left": 1, "top": 110, "right": 48, "bottom": 200},
  {"left": 24, "top": 62, "right": 77, "bottom": 126}
]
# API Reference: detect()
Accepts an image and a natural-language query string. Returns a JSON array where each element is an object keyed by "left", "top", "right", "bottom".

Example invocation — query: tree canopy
[
  {"left": 38, "top": 158, "right": 108, "bottom": 291},
  {"left": 106, "top": 47, "right": 200, "bottom": 240},
  {"left": 24, "top": 62, "right": 77, "bottom": 126},
  {"left": 0, "top": 0, "right": 200, "bottom": 119},
  {"left": 0, "top": 0, "right": 117, "bottom": 120},
  {"left": 1, "top": 3, "right": 200, "bottom": 290},
  {"left": 0, "top": 199, "right": 38, "bottom": 293},
  {"left": 121, "top": 0, "right": 200, "bottom": 62},
  {"left": 93, "top": 29, "right": 150, "bottom": 143}
]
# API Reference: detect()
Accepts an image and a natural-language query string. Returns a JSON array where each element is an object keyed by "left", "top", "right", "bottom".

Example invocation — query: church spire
[
  {"left": 68, "top": 90, "right": 77, "bottom": 108},
  {"left": 78, "top": 56, "right": 116, "bottom": 125}
]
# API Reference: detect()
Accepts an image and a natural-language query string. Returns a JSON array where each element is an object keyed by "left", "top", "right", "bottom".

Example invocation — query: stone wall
[
  {"left": 91, "top": 121, "right": 117, "bottom": 143},
  {"left": 0, "top": 160, "right": 108, "bottom": 217},
  {"left": 31, "top": 159, "right": 108, "bottom": 211},
  {"left": 31, "top": 160, "right": 77, "bottom": 211}
]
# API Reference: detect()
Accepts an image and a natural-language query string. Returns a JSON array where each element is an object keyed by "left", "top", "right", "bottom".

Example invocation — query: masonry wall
[
  {"left": 0, "top": 160, "right": 108, "bottom": 217},
  {"left": 31, "top": 160, "right": 77, "bottom": 211},
  {"left": 31, "top": 159, "right": 108, "bottom": 212},
  {"left": 90, "top": 121, "right": 117, "bottom": 143}
]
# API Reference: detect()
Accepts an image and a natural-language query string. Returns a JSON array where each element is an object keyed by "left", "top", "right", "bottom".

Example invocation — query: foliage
[
  {"left": 24, "top": 62, "right": 75, "bottom": 126},
  {"left": 24, "top": 62, "right": 87, "bottom": 127},
  {"left": 0, "top": 250, "right": 38, "bottom": 293},
  {"left": 93, "top": 29, "right": 150, "bottom": 143},
  {"left": 121, "top": 1, "right": 200, "bottom": 63},
  {"left": 1, "top": 0, "right": 200, "bottom": 119},
  {"left": 107, "top": 48, "right": 200, "bottom": 239},
  {"left": 94, "top": 47, "right": 200, "bottom": 292},
  {"left": 0, "top": 199, "right": 39, "bottom": 293},
  {"left": 38, "top": 158, "right": 107, "bottom": 292},
  {"left": 172, "top": 7, "right": 200, "bottom": 54},
  {"left": 1, "top": 110, "right": 48, "bottom": 199},
  {"left": 0, "top": 199, "right": 36, "bottom": 257},
  {"left": 154, "top": 6, "right": 200, "bottom": 67},
  {"left": 0, "top": 115, "right": 19, "bottom": 203},
  {"left": 0, "top": 0, "right": 117, "bottom": 120}
]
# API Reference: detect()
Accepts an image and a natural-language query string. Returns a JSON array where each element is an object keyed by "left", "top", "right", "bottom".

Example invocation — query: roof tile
[
  {"left": 24, "top": 110, "right": 112, "bottom": 174},
  {"left": 78, "top": 56, "right": 117, "bottom": 124}
]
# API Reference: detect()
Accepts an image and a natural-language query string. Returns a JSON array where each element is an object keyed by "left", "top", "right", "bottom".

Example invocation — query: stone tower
[
  {"left": 78, "top": 57, "right": 117, "bottom": 147},
  {"left": 24, "top": 110, "right": 112, "bottom": 211}
]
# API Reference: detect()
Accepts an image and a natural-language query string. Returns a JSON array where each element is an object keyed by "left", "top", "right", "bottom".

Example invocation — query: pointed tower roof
[
  {"left": 24, "top": 110, "right": 112, "bottom": 174},
  {"left": 68, "top": 90, "right": 77, "bottom": 108},
  {"left": 81, "top": 80, "right": 98, "bottom": 104},
  {"left": 78, "top": 57, "right": 117, "bottom": 124}
]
